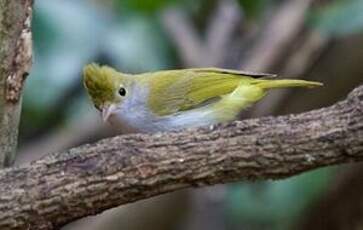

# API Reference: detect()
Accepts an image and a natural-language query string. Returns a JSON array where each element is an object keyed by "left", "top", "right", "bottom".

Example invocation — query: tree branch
[
  {"left": 0, "top": 85, "right": 362, "bottom": 229},
  {"left": 161, "top": 8, "right": 205, "bottom": 67},
  {"left": 161, "top": 0, "right": 242, "bottom": 67},
  {"left": 0, "top": 0, "right": 33, "bottom": 167},
  {"left": 240, "top": 0, "right": 314, "bottom": 71}
]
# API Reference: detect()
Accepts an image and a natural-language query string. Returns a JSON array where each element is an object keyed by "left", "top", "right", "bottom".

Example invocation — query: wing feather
[
  {"left": 146, "top": 68, "right": 265, "bottom": 116},
  {"left": 190, "top": 67, "right": 276, "bottom": 78}
]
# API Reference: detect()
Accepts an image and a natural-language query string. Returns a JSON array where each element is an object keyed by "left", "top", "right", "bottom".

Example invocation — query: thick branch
[
  {"left": 0, "top": 85, "right": 363, "bottom": 230},
  {"left": 0, "top": 0, "right": 33, "bottom": 167}
]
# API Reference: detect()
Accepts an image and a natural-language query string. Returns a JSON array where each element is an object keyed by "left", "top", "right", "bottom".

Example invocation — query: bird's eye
[{"left": 118, "top": 87, "right": 126, "bottom": 96}]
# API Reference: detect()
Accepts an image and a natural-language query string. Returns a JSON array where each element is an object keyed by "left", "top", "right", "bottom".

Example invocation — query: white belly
[
  {"left": 109, "top": 103, "right": 216, "bottom": 133},
  {"left": 108, "top": 85, "right": 216, "bottom": 133}
]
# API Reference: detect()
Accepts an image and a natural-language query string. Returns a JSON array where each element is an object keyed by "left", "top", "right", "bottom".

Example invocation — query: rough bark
[
  {"left": 0, "top": 85, "right": 362, "bottom": 230},
  {"left": 0, "top": 0, "right": 33, "bottom": 167}
]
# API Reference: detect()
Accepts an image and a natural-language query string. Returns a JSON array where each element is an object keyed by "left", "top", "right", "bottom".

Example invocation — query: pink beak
[{"left": 101, "top": 104, "right": 117, "bottom": 122}]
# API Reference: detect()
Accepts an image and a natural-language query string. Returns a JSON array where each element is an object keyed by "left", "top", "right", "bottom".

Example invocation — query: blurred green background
[{"left": 17, "top": 0, "right": 363, "bottom": 229}]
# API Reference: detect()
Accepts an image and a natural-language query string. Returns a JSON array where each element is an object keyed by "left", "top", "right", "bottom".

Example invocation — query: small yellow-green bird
[{"left": 83, "top": 63, "right": 322, "bottom": 132}]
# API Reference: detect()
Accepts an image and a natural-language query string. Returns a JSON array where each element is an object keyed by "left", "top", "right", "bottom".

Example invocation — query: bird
[{"left": 83, "top": 63, "right": 322, "bottom": 132}]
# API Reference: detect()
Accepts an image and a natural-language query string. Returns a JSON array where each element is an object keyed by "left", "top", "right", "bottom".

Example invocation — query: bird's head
[{"left": 83, "top": 63, "right": 129, "bottom": 122}]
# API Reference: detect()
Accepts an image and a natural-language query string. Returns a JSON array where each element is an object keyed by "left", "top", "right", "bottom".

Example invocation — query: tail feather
[{"left": 256, "top": 79, "right": 323, "bottom": 89}]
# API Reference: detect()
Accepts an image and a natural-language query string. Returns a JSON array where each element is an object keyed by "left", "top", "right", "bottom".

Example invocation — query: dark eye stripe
[{"left": 119, "top": 87, "right": 126, "bottom": 96}]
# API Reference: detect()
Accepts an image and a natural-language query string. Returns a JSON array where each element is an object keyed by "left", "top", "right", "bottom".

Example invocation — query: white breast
[{"left": 108, "top": 83, "right": 217, "bottom": 133}]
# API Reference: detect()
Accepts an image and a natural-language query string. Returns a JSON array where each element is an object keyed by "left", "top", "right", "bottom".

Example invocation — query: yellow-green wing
[
  {"left": 145, "top": 68, "right": 271, "bottom": 116},
  {"left": 190, "top": 67, "right": 276, "bottom": 78}
]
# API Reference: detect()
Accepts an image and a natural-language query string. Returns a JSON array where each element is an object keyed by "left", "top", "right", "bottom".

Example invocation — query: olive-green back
[{"left": 142, "top": 68, "right": 271, "bottom": 116}]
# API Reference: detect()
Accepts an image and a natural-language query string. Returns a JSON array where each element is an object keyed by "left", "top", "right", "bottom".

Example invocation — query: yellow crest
[{"left": 83, "top": 63, "right": 123, "bottom": 109}]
